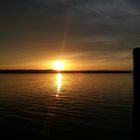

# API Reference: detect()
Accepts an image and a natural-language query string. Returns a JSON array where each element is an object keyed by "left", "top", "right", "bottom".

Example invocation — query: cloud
[{"left": 0, "top": 0, "right": 139, "bottom": 70}]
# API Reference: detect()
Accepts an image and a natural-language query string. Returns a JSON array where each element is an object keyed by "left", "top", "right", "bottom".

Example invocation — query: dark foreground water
[{"left": 0, "top": 74, "right": 132, "bottom": 140}]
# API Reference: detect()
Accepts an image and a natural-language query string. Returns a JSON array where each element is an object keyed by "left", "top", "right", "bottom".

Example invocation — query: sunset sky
[{"left": 0, "top": 0, "right": 140, "bottom": 70}]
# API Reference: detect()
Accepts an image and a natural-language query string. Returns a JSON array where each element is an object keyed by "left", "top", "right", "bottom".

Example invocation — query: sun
[{"left": 53, "top": 61, "right": 65, "bottom": 70}]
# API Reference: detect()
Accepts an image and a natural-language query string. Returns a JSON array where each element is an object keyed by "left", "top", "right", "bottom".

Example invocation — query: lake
[{"left": 0, "top": 74, "right": 132, "bottom": 140}]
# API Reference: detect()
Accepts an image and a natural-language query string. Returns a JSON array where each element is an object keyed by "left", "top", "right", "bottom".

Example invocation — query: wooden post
[
  {"left": 133, "top": 48, "right": 140, "bottom": 99},
  {"left": 133, "top": 48, "right": 140, "bottom": 138}
]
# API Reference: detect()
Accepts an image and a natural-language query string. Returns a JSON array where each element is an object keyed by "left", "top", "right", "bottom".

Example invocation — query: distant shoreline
[{"left": 0, "top": 70, "right": 132, "bottom": 74}]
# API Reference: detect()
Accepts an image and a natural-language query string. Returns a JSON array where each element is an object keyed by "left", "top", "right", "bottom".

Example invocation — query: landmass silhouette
[{"left": 0, "top": 69, "right": 132, "bottom": 74}]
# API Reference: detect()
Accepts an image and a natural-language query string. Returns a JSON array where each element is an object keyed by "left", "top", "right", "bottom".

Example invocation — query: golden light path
[{"left": 56, "top": 73, "right": 62, "bottom": 97}]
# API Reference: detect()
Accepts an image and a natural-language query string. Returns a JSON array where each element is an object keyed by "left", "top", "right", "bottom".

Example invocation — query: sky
[{"left": 0, "top": 0, "right": 140, "bottom": 70}]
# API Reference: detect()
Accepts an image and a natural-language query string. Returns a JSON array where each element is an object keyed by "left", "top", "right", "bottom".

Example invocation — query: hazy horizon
[{"left": 0, "top": 69, "right": 132, "bottom": 71}]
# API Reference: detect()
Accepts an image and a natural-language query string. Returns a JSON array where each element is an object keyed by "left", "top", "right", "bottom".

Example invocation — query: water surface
[{"left": 0, "top": 74, "right": 132, "bottom": 140}]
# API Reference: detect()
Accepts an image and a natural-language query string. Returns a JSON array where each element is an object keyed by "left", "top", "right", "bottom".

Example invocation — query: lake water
[{"left": 0, "top": 74, "right": 132, "bottom": 140}]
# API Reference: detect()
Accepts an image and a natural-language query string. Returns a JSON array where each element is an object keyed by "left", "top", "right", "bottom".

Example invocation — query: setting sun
[{"left": 53, "top": 61, "right": 65, "bottom": 70}]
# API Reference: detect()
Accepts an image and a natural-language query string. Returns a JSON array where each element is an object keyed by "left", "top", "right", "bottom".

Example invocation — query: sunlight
[
  {"left": 53, "top": 61, "right": 65, "bottom": 71},
  {"left": 56, "top": 73, "right": 62, "bottom": 97}
]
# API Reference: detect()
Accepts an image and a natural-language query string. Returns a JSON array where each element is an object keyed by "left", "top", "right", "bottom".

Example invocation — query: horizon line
[{"left": 0, "top": 69, "right": 132, "bottom": 74}]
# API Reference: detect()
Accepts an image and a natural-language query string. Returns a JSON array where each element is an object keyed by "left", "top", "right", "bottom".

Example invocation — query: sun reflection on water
[{"left": 56, "top": 73, "right": 62, "bottom": 97}]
